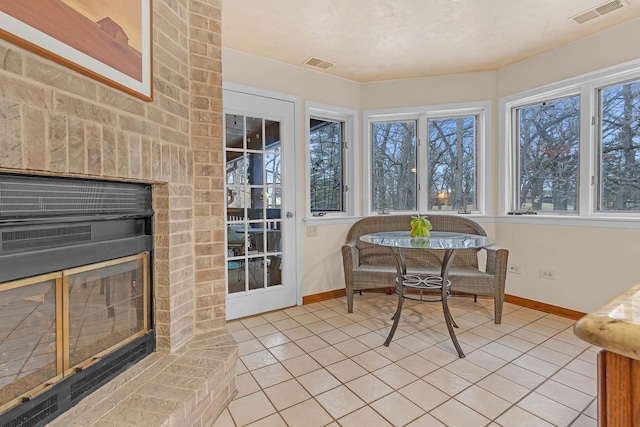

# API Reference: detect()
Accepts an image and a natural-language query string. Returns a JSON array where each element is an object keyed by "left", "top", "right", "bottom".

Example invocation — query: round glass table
[{"left": 360, "top": 231, "right": 495, "bottom": 358}]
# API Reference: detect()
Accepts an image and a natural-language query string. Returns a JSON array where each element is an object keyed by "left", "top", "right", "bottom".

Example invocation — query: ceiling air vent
[
  {"left": 572, "top": 0, "right": 625, "bottom": 24},
  {"left": 303, "top": 56, "right": 334, "bottom": 70}
]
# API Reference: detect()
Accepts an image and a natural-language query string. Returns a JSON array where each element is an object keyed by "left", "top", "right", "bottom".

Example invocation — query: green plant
[{"left": 410, "top": 215, "right": 432, "bottom": 238}]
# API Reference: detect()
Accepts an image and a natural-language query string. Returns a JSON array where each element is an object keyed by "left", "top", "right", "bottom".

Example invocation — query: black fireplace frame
[{"left": 0, "top": 173, "right": 156, "bottom": 427}]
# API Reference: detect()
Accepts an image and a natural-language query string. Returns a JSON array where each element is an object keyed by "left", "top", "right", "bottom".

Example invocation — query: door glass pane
[
  {"left": 371, "top": 121, "right": 417, "bottom": 212},
  {"left": 227, "top": 113, "right": 283, "bottom": 294},
  {"left": 0, "top": 277, "right": 58, "bottom": 408},
  {"left": 226, "top": 114, "right": 244, "bottom": 149},
  {"left": 246, "top": 117, "right": 263, "bottom": 150},
  {"left": 427, "top": 116, "right": 477, "bottom": 211}
]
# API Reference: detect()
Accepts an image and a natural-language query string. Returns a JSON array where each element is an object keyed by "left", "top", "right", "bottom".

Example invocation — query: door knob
[{"left": 286, "top": 212, "right": 293, "bottom": 218}]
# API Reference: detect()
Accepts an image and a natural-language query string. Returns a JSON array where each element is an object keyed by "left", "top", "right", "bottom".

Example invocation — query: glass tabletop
[{"left": 360, "top": 231, "right": 495, "bottom": 250}]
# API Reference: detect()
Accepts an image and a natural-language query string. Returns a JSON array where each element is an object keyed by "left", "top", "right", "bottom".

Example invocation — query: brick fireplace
[{"left": 0, "top": 0, "right": 237, "bottom": 425}]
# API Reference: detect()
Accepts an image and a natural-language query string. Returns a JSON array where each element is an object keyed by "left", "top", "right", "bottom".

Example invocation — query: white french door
[{"left": 223, "top": 88, "right": 297, "bottom": 319}]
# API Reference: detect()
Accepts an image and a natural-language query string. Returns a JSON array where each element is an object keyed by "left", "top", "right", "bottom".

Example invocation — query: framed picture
[{"left": 0, "top": 0, "right": 152, "bottom": 101}]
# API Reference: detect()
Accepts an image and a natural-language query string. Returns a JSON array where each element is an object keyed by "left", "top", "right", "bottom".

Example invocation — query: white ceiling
[{"left": 221, "top": 0, "right": 640, "bottom": 82}]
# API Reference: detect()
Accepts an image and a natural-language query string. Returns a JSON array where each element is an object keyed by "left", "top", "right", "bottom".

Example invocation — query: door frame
[{"left": 222, "top": 82, "right": 303, "bottom": 313}]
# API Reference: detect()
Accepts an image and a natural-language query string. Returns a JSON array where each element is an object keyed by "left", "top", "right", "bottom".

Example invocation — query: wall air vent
[
  {"left": 572, "top": 0, "right": 624, "bottom": 24},
  {"left": 303, "top": 56, "right": 334, "bottom": 70}
]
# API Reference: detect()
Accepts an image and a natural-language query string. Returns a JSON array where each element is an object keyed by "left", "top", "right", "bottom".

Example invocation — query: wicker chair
[{"left": 341, "top": 215, "right": 509, "bottom": 323}]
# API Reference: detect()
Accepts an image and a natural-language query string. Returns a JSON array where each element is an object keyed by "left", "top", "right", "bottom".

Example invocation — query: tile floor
[{"left": 213, "top": 292, "right": 598, "bottom": 427}]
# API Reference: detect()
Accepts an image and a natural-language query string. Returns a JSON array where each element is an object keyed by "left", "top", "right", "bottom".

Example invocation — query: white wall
[{"left": 222, "top": 18, "right": 640, "bottom": 313}]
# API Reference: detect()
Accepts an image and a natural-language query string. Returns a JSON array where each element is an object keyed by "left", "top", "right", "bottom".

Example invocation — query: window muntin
[
  {"left": 309, "top": 118, "right": 344, "bottom": 212},
  {"left": 427, "top": 116, "right": 478, "bottom": 211},
  {"left": 371, "top": 120, "right": 417, "bottom": 212},
  {"left": 515, "top": 95, "right": 580, "bottom": 212},
  {"left": 598, "top": 79, "right": 640, "bottom": 212}
]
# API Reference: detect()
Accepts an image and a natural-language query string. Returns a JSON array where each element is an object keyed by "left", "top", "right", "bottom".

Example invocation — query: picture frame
[{"left": 0, "top": 0, "right": 153, "bottom": 101}]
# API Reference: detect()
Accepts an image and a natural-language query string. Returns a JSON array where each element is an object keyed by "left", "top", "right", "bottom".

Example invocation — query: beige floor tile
[
  {"left": 263, "top": 379, "right": 311, "bottom": 411},
  {"left": 312, "top": 308, "right": 342, "bottom": 320},
  {"left": 496, "top": 334, "right": 538, "bottom": 353},
  {"left": 297, "top": 368, "right": 341, "bottom": 396},
  {"left": 464, "top": 349, "right": 508, "bottom": 372},
  {"left": 257, "top": 332, "right": 291, "bottom": 349},
  {"left": 476, "top": 373, "right": 531, "bottom": 403},
  {"left": 373, "top": 343, "right": 413, "bottom": 362},
  {"left": 455, "top": 385, "right": 511, "bottom": 419},
  {"left": 332, "top": 338, "right": 370, "bottom": 358},
  {"left": 318, "top": 328, "right": 351, "bottom": 345},
  {"left": 496, "top": 363, "right": 546, "bottom": 389},
  {"left": 405, "top": 413, "right": 447, "bottom": 427},
  {"left": 219, "top": 295, "right": 596, "bottom": 427},
  {"left": 245, "top": 413, "right": 288, "bottom": 427},
  {"left": 325, "top": 358, "right": 368, "bottom": 383},
  {"left": 235, "top": 372, "right": 260, "bottom": 398},
  {"left": 316, "top": 385, "right": 365, "bottom": 419},
  {"left": 372, "top": 363, "right": 419, "bottom": 389},
  {"left": 552, "top": 368, "right": 598, "bottom": 396},
  {"left": 518, "top": 392, "right": 580, "bottom": 426},
  {"left": 279, "top": 399, "right": 333, "bottom": 427},
  {"left": 565, "top": 358, "right": 597, "bottom": 379},
  {"left": 291, "top": 312, "right": 322, "bottom": 325},
  {"left": 430, "top": 398, "right": 490, "bottom": 426},
  {"left": 395, "top": 353, "right": 439, "bottom": 377},
  {"left": 241, "top": 349, "right": 279, "bottom": 370},
  {"left": 282, "top": 306, "right": 309, "bottom": 317},
  {"left": 251, "top": 363, "right": 294, "bottom": 389},
  {"left": 443, "top": 358, "right": 491, "bottom": 383},
  {"left": 212, "top": 409, "right": 235, "bottom": 427},
  {"left": 271, "top": 318, "right": 301, "bottom": 331},
  {"left": 282, "top": 326, "right": 314, "bottom": 341},
  {"left": 250, "top": 323, "right": 279, "bottom": 338},
  {"left": 416, "top": 345, "right": 459, "bottom": 366},
  {"left": 345, "top": 373, "right": 394, "bottom": 403},
  {"left": 337, "top": 406, "right": 393, "bottom": 427},
  {"left": 309, "top": 346, "right": 347, "bottom": 366},
  {"left": 304, "top": 320, "right": 335, "bottom": 335},
  {"left": 509, "top": 327, "right": 548, "bottom": 344},
  {"left": 281, "top": 354, "right": 322, "bottom": 377},
  {"left": 268, "top": 342, "right": 305, "bottom": 362},
  {"left": 238, "top": 339, "right": 266, "bottom": 356},
  {"left": 496, "top": 406, "right": 555, "bottom": 427},
  {"left": 542, "top": 338, "right": 585, "bottom": 357},
  {"left": 226, "top": 321, "right": 247, "bottom": 333},
  {"left": 294, "top": 335, "right": 329, "bottom": 353},
  {"left": 512, "top": 353, "right": 561, "bottom": 377},
  {"left": 227, "top": 392, "right": 276, "bottom": 427},
  {"left": 262, "top": 311, "right": 290, "bottom": 323},
  {"left": 370, "top": 391, "right": 425, "bottom": 427},
  {"left": 399, "top": 379, "right": 449, "bottom": 411},
  {"left": 527, "top": 345, "right": 574, "bottom": 366},
  {"left": 325, "top": 315, "right": 355, "bottom": 328},
  {"left": 423, "top": 368, "right": 472, "bottom": 396},
  {"left": 571, "top": 414, "right": 598, "bottom": 427},
  {"left": 536, "top": 379, "right": 594, "bottom": 412}
]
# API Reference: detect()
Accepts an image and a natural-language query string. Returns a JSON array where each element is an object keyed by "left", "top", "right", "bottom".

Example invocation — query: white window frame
[
  {"left": 498, "top": 58, "right": 640, "bottom": 222},
  {"left": 363, "top": 101, "right": 492, "bottom": 217},
  {"left": 305, "top": 102, "right": 358, "bottom": 222}
]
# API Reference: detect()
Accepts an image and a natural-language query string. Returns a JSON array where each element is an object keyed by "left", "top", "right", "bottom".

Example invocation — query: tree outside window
[
  {"left": 599, "top": 80, "right": 640, "bottom": 211},
  {"left": 516, "top": 96, "right": 580, "bottom": 212},
  {"left": 309, "top": 119, "right": 343, "bottom": 212}
]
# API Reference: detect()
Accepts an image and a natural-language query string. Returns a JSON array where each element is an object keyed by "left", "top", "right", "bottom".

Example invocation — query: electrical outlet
[
  {"left": 508, "top": 264, "right": 521, "bottom": 274},
  {"left": 307, "top": 225, "right": 318, "bottom": 237},
  {"left": 540, "top": 269, "right": 556, "bottom": 280}
]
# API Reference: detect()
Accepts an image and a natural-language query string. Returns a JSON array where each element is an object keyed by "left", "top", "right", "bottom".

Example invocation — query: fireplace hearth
[{"left": 0, "top": 173, "right": 155, "bottom": 426}]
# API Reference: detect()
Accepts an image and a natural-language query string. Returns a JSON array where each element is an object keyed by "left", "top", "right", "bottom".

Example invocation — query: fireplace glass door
[{"left": 0, "top": 253, "right": 149, "bottom": 411}]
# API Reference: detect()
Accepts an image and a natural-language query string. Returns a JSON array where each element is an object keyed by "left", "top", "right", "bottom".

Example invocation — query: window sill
[
  {"left": 304, "top": 215, "right": 363, "bottom": 227},
  {"left": 496, "top": 214, "right": 640, "bottom": 230}
]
